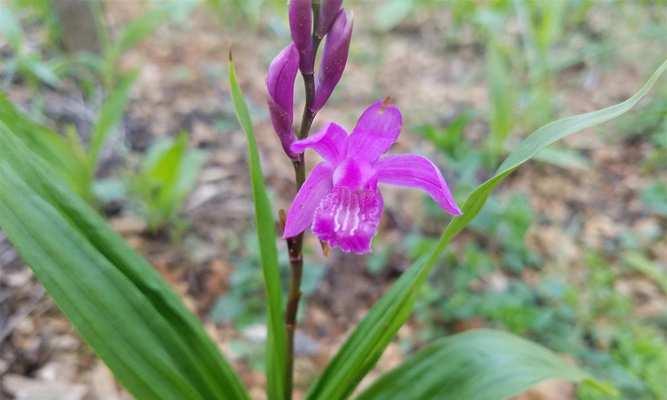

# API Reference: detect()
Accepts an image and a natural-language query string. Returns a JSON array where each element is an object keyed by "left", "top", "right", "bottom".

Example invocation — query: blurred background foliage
[{"left": 1, "top": 0, "right": 666, "bottom": 399}]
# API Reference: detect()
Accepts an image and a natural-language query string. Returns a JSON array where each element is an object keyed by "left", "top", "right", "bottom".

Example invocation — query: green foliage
[
  {"left": 560, "top": 251, "right": 667, "bottom": 400},
  {"left": 356, "top": 329, "right": 590, "bottom": 400},
  {"left": 96, "top": 5, "right": 178, "bottom": 88},
  {"left": 0, "top": 5, "right": 64, "bottom": 88},
  {"left": 0, "top": 123, "right": 250, "bottom": 400},
  {"left": 229, "top": 58, "right": 287, "bottom": 400},
  {"left": 128, "top": 132, "right": 205, "bottom": 233},
  {"left": 0, "top": 72, "right": 135, "bottom": 204},
  {"left": 485, "top": 39, "right": 516, "bottom": 165},
  {"left": 470, "top": 194, "right": 539, "bottom": 272}
]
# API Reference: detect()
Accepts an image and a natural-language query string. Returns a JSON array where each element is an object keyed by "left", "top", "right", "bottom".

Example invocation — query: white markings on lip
[
  {"left": 332, "top": 188, "right": 362, "bottom": 236},
  {"left": 312, "top": 185, "right": 383, "bottom": 253}
]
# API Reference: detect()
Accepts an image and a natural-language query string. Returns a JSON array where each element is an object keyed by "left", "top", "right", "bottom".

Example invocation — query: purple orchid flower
[
  {"left": 283, "top": 100, "right": 462, "bottom": 254},
  {"left": 266, "top": 43, "right": 300, "bottom": 158}
]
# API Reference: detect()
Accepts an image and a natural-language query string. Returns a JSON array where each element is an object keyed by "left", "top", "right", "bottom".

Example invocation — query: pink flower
[{"left": 283, "top": 100, "right": 462, "bottom": 254}]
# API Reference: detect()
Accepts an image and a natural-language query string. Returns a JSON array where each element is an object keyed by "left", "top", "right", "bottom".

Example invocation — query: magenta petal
[
  {"left": 284, "top": 162, "right": 333, "bottom": 238},
  {"left": 312, "top": 10, "right": 353, "bottom": 111},
  {"left": 290, "top": 122, "right": 348, "bottom": 163},
  {"left": 317, "top": 0, "right": 343, "bottom": 38},
  {"left": 375, "top": 154, "right": 462, "bottom": 216},
  {"left": 266, "top": 44, "right": 300, "bottom": 158},
  {"left": 289, "top": 0, "right": 314, "bottom": 73},
  {"left": 312, "top": 186, "right": 383, "bottom": 254},
  {"left": 346, "top": 100, "right": 402, "bottom": 162}
]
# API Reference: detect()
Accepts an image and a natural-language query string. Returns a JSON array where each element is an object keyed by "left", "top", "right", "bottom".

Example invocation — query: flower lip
[{"left": 312, "top": 186, "right": 383, "bottom": 254}]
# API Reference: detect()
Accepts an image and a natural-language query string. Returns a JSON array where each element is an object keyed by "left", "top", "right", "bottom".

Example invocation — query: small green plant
[
  {"left": 0, "top": 72, "right": 134, "bottom": 203},
  {"left": 127, "top": 132, "right": 205, "bottom": 233},
  {"left": 0, "top": 5, "right": 64, "bottom": 89}
]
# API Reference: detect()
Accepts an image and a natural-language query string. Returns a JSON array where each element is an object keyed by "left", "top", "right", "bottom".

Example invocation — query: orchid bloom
[{"left": 283, "top": 100, "right": 462, "bottom": 254}]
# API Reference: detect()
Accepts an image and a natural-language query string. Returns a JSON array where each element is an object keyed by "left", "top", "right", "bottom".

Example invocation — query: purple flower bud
[
  {"left": 289, "top": 0, "right": 314, "bottom": 74},
  {"left": 266, "top": 43, "right": 300, "bottom": 158},
  {"left": 312, "top": 10, "right": 353, "bottom": 112},
  {"left": 317, "top": 0, "right": 343, "bottom": 38}
]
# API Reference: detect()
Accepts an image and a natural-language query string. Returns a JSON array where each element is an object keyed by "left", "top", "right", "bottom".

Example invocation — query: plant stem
[{"left": 284, "top": 3, "right": 322, "bottom": 398}]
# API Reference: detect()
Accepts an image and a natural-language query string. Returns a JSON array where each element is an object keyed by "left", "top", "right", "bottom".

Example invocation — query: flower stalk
[
  {"left": 270, "top": 0, "right": 353, "bottom": 396},
  {"left": 284, "top": 1, "right": 322, "bottom": 398}
]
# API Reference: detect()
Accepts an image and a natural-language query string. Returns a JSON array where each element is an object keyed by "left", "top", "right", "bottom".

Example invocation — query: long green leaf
[
  {"left": 356, "top": 329, "right": 587, "bottom": 400},
  {"left": 0, "top": 93, "right": 79, "bottom": 181},
  {"left": 0, "top": 93, "right": 93, "bottom": 198},
  {"left": 228, "top": 57, "right": 287, "bottom": 400},
  {"left": 307, "top": 59, "right": 667, "bottom": 400},
  {"left": 0, "top": 124, "right": 249, "bottom": 399}
]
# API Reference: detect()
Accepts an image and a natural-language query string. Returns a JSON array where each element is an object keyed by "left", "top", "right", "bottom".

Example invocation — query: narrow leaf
[
  {"left": 0, "top": 124, "right": 250, "bottom": 400},
  {"left": 356, "top": 329, "right": 587, "bottom": 400},
  {"left": 228, "top": 56, "right": 287, "bottom": 400},
  {"left": 307, "top": 59, "right": 667, "bottom": 400}
]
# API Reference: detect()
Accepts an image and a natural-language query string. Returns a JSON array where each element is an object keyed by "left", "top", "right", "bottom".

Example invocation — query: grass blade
[
  {"left": 306, "top": 59, "right": 667, "bottom": 400},
  {"left": 228, "top": 55, "right": 287, "bottom": 400}
]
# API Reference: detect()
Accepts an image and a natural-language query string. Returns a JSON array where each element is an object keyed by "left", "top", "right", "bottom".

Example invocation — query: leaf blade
[
  {"left": 355, "top": 329, "right": 587, "bottom": 400},
  {"left": 228, "top": 57, "right": 287, "bottom": 400},
  {"left": 0, "top": 122, "right": 250, "bottom": 399}
]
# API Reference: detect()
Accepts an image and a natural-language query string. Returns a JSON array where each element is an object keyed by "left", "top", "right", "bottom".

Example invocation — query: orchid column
[{"left": 265, "top": 0, "right": 352, "bottom": 397}]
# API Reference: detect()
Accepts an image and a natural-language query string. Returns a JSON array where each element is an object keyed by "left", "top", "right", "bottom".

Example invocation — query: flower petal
[
  {"left": 317, "top": 0, "right": 343, "bottom": 38},
  {"left": 375, "top": 154, "right": 462, "bottom": 216},
  {"left": 311, "top": 10, "right": 353, "bottom": 111},
  {"left": 289, "top": 0, "right": 315, "bottom": 73},
  {"left": 346, "top": 100, "right": 402, "bottom": 162},
  {"left": 284, "top": 162, "right": 333, "bottom": 238},
  {"left": 290, "top": 122, "right": 348, "bottom": 163},
  {"left": 312, "top": 186, "right": 383, "bottom": 254},
  {"left": 266, "top": 44, "right": 300, "bottom": 158}
]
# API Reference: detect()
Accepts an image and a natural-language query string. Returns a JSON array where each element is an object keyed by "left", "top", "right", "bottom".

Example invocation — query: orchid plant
[{"left": 0, "top": 1, "right": 665, "bottom": 399}]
